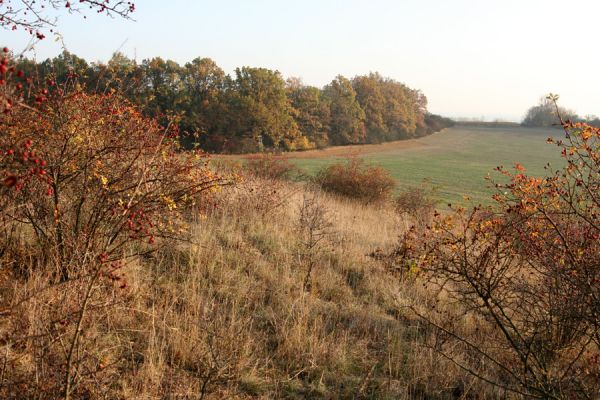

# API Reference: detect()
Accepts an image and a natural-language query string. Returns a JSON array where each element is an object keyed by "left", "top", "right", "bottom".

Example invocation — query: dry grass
[{"left": 0, "top": 176, "right": 495, "bottom": 399}]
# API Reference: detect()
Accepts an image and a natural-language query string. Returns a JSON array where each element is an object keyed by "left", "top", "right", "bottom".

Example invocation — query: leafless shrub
[
  {"left": 297, "top": 194, "right": 334, "bottom": 291},
  {"left": 243, "top": 153, "right": 301, "bottom": 181},
  {"left": 394, "top": 185, "right": 437, "bottom": 228}
]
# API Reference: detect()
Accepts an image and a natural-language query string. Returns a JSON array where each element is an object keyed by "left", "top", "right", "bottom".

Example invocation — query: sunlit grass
[{"left": 291, "top": 126, "right": 564, "bottom": 206}]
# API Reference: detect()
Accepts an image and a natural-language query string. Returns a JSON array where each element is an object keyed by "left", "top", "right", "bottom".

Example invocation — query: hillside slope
[{"left": 1, "top": 177, "right": 485, "bottom": 399}]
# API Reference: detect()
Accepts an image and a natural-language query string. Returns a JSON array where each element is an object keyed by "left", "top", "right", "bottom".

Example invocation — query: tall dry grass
[{"left": 1, "top": 175, "right": 497, "bottom": 399}]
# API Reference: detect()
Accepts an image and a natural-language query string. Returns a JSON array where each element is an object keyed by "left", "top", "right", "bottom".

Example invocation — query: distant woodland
[
  {"left": 14, "top": 51, "right": 454, "bottom": 153},
  {"left": 522, "top": 96, "right": 600, "bottom": 128}
]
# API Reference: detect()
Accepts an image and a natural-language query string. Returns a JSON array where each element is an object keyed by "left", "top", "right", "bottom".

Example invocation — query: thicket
[
  {"left": 315, "top": 158, "right": 396, "bottom": 204},
  {"left": 11, "top": 52, "right": 454, "bottom": 153}
]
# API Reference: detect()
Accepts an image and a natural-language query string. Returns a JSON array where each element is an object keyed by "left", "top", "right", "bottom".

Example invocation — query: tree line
[{"left": 14, "top": 51, "right": 454, "bottom": 153}]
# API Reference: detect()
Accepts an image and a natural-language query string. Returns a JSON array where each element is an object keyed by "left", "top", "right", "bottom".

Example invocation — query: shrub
[
  {"left": 402, "top": 113, "right": 600, "bottom": 399},
  {"left": 0, "top": 84, "right": 226, "bottom": 398},
  {"left": 1, "top": 87, "right": 224, "bottom": 278},
  {"left": 315, "top": 158, "right": 395, "bottom": 204},
  {"left": 394, "top": 185, "right": 437, "bottom": 227},
  {"left": 243, "top": 153, "right": 299, "bottom": 180}
]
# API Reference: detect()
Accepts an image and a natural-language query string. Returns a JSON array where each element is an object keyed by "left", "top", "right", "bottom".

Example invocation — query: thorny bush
[
  {"left": 1, "top": 81, "right": 225, "bottom": 279},
  {"left": 0, "top": 77, "right": 226, "bottom": 398},
  {"left": 401, "top": 113, "right": 600, "bottom": 399}
]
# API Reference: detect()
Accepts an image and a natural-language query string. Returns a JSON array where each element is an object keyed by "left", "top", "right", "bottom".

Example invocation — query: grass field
[{"left": 286, "top": 125, "right": 565, "bottom": 206}]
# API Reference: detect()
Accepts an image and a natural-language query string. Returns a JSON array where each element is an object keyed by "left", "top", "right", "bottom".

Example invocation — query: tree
[
  {"left": 181, "top": 57, "right": 225, "bottom": 139},
  {"left": 287, "top": 78, "right": 330, "bottom": 148},
  {"left": 352, "top": 73, "right": 388, "bottom": 143},
  {"left": 351, "top": 73, "right": 425, "bottom": 141},
  {"left": 216, "top": 67, "right": 300, "bottom": 152},
  {"left": 380, "top": 77, "right": 418, "bottom": 139},
  {"left": 137, "top": 57, "right": 186, "bottom": 124},
  {"left": 323, "top": 75, "right": 366, "bottom": 145},
  {"left": 522, "top": 96, "right": 578, "bottom": 127}
]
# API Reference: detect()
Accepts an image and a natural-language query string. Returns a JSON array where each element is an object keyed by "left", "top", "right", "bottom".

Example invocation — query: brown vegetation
[
  {"left": 1, "top": 171, "right": 493, "bottom": 398},
  {"left": 243, "top": 154, "right": 300, "bottom": 181},
  {"left": 399, "top": 117, "right": 600, "bottom": 399},
  {"left": 315, "top": 158, "right": 396, "bottom": 204}
]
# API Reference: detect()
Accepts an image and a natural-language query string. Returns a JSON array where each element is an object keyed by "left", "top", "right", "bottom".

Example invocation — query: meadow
[{"left": 286, "top": 125, "right": 564, "bottom": 206}]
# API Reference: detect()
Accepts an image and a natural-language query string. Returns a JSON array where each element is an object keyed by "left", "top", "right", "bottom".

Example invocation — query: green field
[{"left": 290, "top": 126, "right": 565, "bottom": 206}]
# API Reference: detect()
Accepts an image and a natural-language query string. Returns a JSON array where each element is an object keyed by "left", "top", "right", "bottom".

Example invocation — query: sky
[{"left": 4, "top": 0, "right": 600, "bottom": 121}]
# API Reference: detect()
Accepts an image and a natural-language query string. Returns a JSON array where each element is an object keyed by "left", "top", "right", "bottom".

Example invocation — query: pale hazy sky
[{"left": 4, "top": 0, "right": 599, "bottom": 121}]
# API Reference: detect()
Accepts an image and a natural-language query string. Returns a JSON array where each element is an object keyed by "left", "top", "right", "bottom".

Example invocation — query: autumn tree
[
  {"left": 287, "top": 78, "right": 330, "bottom": 148},
  {"left": 323, "top": 75, "right": 366, "bottom": 145},
  {"left": 379, "top": 77, "right": 419, "bottom": 139},
  {"left": 352, "top": 73, "right": 388, "bottom": 143},
  {"left": 216, "top": 67, "right": 301, "bottom": 152},
  {"left": 351, "top": 73, "right": 426, "bottom": 142},
  {"left": 181, "top": 57, "right": 226, "bottom": 136}
]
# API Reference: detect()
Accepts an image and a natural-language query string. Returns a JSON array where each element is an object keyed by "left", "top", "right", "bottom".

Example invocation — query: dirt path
[{"left": 216, "top": 129, "right": 447, "bottom": 160}]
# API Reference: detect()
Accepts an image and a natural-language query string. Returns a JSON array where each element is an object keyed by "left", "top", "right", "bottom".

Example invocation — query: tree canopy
[{"left": 11, "top": 51, "right": 454, "bottom": 153}]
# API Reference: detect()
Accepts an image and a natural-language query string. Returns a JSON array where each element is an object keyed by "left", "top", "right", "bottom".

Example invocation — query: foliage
[
  {"left": 213, "top": 67, "right": 302, "bottom": 153},
  {"left": 423, "top": 113, "right": 455, "bottom": 133},
  {"left": 315, "top": 158, "right": 396, "bottom": 204},
  {"left": 351, "top": 73, "right": 388, "bottom": 143},
  {"left": 0, "top": 84, "right": 226, "bottom": 399},
  {"left": 286, "top": 78, "right": 330, "bottom": 148},
  {"left": 322, "top": 75, "right": 366, "bottom": 145},
  {"left": 11, "top": 52, "right": 452, "bottom": 153},
  {"left": 402, "top": 115, "right": 600, "bottom": 398},
  {"left": 2, "top": 84, "right": 224, "bottom": 279}
]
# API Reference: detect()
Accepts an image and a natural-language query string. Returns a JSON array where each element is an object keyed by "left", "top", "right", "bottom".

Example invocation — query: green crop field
[{"left": 289, "top": 125, "right": 565, "bottom": 206}]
